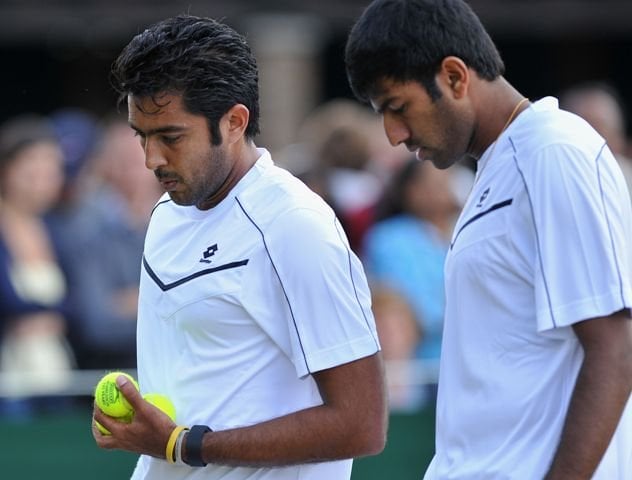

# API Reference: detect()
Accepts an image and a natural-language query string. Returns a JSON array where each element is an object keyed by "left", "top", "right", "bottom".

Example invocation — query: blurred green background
[{"left": 2, "top": 402, "right": 435, "bottom": 479}]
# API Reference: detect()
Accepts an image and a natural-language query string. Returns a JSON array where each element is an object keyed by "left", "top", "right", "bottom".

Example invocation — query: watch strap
[{"left": 184, "top": 424, "right": 211, "bottom": 467}]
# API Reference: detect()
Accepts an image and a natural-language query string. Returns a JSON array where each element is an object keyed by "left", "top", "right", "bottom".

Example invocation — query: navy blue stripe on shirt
[
  {"left": 150, "top": 198, "right": 172, "bottom": 217},
  {"left": 595, "top": 143, "right": 627, "bottom": 306},
  {"left": 332, "top": 217, "right": 380, "bottom": 351},
  {"left": 143, "top": 255, "right": 248, "bottom": 291},
  {"left": 235, "top": 197, "right": 311, "bottom": 374},
  {"left": 450, "top": 199, "right": 513, "bottom": 250},
  {"left": 509, "top": 137, "right": 556, "bottom": 326}
]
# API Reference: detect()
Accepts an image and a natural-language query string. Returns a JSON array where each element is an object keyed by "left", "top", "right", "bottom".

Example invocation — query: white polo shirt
[
  {"left": 424, "top": 98, "right": 632, "bottom": 479},
  {"left": 132, "top": 149, "right": 380, "bottom": 480}
]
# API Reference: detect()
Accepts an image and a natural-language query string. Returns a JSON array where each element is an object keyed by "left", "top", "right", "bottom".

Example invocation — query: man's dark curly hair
[
  {"left": 345, "top": 0, "right": 505, "bottom": 103},
  {"left": 111, "top": 14, "right": 260, "bottom": 145}
]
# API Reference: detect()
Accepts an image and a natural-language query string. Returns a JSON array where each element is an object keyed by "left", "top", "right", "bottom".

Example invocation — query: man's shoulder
[
  {"left": 512, "top": 97, "right": 604, "bottom": 155},
  {"left": 238, "top": 163, "right": 333, "bottom": 225}
]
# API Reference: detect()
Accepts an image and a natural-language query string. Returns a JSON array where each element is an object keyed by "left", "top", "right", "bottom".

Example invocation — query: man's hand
[
  {"left": 93, "top": 374, "right": 177, "bottom": 459},
  {"left": 92, "top": 352, "right": 388, "bottom": 467}
]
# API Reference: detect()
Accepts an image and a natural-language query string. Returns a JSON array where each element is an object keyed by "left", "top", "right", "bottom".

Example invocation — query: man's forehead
[
  {"left": 127, "top": 92, "right": 183, "bottom": 117},
  {"left": 367, "top": 78, "right": 391, "bottom": 102}
]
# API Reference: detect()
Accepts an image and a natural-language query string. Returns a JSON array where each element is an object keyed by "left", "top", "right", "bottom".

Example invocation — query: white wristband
[{"left": 174, "top": 427, "right": 189, "bottom": 466}]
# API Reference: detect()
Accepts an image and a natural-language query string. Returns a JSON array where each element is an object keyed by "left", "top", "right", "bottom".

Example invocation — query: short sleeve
[
  {"left": 527, "top": 143, "right": 632, "bottom": 331},
  {"left": 265, "top": 206, "right": 380, "bottom": 377}
]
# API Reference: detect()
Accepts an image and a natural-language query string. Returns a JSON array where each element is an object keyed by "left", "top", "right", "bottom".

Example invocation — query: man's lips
[
  {"left": 155, "top": 172, "right": 179, "bottom": 191},
  {"left": 160, "top": 178, "right": 178, "bottom": 191},
  {"left": 406, "top": 144, "right": 425, "bottom": 160},
  {"left": 408, "top": 146, "right": 427, "bottom": 161}
]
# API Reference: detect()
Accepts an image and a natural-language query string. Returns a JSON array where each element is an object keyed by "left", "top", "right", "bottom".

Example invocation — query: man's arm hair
[
  {"left": 544, "top": 309, "right": 632, "bottom": 479},
  {"left": 185, "top": 352, "right": 388, "bottom": 466}
]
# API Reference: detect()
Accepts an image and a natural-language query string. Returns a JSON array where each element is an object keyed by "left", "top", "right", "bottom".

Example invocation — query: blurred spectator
[
  {"left": 51, "top": 108, "right": 102, "bottom": 204},
  {"left": 0, "top": 114, "right": 75, "bottom": 415},
  {"left": 49, "top": 114, "right": 161, "bottom": 369},
  {"left": 318, "top": 125, "right": 382, "bottom": 252},
  {"left": 289, "top": 99, "right": 388, "bottom": 252},
  {"left": 560, "top": 82, "right": 632, "bottom": 196},
  {"left": 371, "top": 283, "right": 421, "bottom": 412},
  {"left": 362, "top": 159, "right": 460, "bottom": 399}
]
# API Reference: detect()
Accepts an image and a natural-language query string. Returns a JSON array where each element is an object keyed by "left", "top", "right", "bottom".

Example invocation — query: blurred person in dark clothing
[{"left": 0, "top": 114, "right": 75, "bottom": 415}]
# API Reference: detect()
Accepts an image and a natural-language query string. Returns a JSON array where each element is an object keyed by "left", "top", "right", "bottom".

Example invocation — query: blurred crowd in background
[{"left": 0, "top": 75, "right": 631, "bottom": 418}]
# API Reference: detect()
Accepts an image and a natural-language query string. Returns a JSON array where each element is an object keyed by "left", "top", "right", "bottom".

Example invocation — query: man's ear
[
  {"left": 220, "top": 104, "right": 250, "bottom": 145},
  {"left": 437, "top": 56, "right": 470, "bottom": 100}
]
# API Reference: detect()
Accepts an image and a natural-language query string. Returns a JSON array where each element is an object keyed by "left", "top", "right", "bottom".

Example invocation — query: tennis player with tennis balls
[{"left": 93, "top": 372, "right": 176, "bottom": 436}]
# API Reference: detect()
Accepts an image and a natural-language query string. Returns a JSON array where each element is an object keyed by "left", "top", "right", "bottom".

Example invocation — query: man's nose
[
  {"left": 144, "top": 139, "right": 167, "bottom": 170},
  {"left": 383, "top": 115, "right": 410, "bottom": 147}
]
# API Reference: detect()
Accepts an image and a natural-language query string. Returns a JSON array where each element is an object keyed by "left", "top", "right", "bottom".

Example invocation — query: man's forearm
[
  {"left": 184, "top": 353, "right": 387, "bottom": 467},
  {"left": 184, "top": 402, "right": 384, "bottom": 467},
  {"left": 545, "top": 317, "right": 632, "bottom": 479}
]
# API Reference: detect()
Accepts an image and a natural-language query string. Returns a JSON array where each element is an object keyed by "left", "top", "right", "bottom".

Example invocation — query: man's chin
[
  {"left": 166, "top": 191, "right": 193, "bottom": 206},
  {"left": 427, "top": 153, "right": 470, "bottom": 170}
]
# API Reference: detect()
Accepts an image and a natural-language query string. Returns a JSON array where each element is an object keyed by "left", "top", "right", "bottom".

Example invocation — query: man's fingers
[
  {"left": 116, "top": 374, "right": 142, "bottom": 408},
  {"left": 93, "top": 407, "right": 118, "bottom": 432}
]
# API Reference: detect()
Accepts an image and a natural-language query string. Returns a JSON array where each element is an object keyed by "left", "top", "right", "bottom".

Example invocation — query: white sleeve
[
  {"left": 265, "top": 206, "right": 380, "bottom": 377},
  {"left": 528, "top": 143, "right": 632, "bottom": 332}
]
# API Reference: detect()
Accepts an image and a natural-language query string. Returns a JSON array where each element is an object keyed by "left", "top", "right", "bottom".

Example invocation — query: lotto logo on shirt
[{"left": 200, "top": 244, "right": 218, "bottom": 264}]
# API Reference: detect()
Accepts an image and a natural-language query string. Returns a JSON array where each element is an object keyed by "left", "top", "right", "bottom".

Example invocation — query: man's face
[
  {"left": 369, "top": 78, "right": 474, "bottom": 169},
  {"left": 128, "top": 92, "right": 231, "bottom": 210}
]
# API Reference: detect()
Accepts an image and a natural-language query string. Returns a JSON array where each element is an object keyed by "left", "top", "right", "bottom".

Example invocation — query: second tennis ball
[{"left": 144, "top": 393, "right": 176, "bottom": 421}]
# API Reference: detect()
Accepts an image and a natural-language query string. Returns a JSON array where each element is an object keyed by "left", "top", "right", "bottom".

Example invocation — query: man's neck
[
  {"left": 198, "top": 142, "right": 259, "bottom": 210},
  {"left": 469, "top": 77, "right": 527, "bottom": 160}
]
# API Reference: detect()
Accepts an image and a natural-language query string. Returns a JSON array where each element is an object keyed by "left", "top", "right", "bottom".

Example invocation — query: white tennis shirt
[
  {"left": 132, "top": 149, "right": 380, "bottom": 480},
  {"left": 424, "top": 98, "right": 632, "bottom": 479}
]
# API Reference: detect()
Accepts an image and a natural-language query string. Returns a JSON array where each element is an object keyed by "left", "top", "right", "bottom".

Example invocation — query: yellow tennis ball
[
  {"left": 94, "top": 371, "right": 139, "bottom": 418},
  {"left": 143, "top": 393, "right": 176, "bottom": 421},
  {"left": 94, "top": 412, "right": 133, "bottom": 436}
]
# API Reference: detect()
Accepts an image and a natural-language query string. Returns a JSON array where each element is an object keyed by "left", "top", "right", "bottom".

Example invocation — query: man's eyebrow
[{"left": 129, "top": 124, "right": 187, "bottom": 136}]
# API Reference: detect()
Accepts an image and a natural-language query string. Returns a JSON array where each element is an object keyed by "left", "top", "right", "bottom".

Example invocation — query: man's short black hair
[
  {"left": 345, "top": 0, "right": 505, "bottom": 103},
  {"left": 111, "top": 14, "right": 260, "bottom": 145}
]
